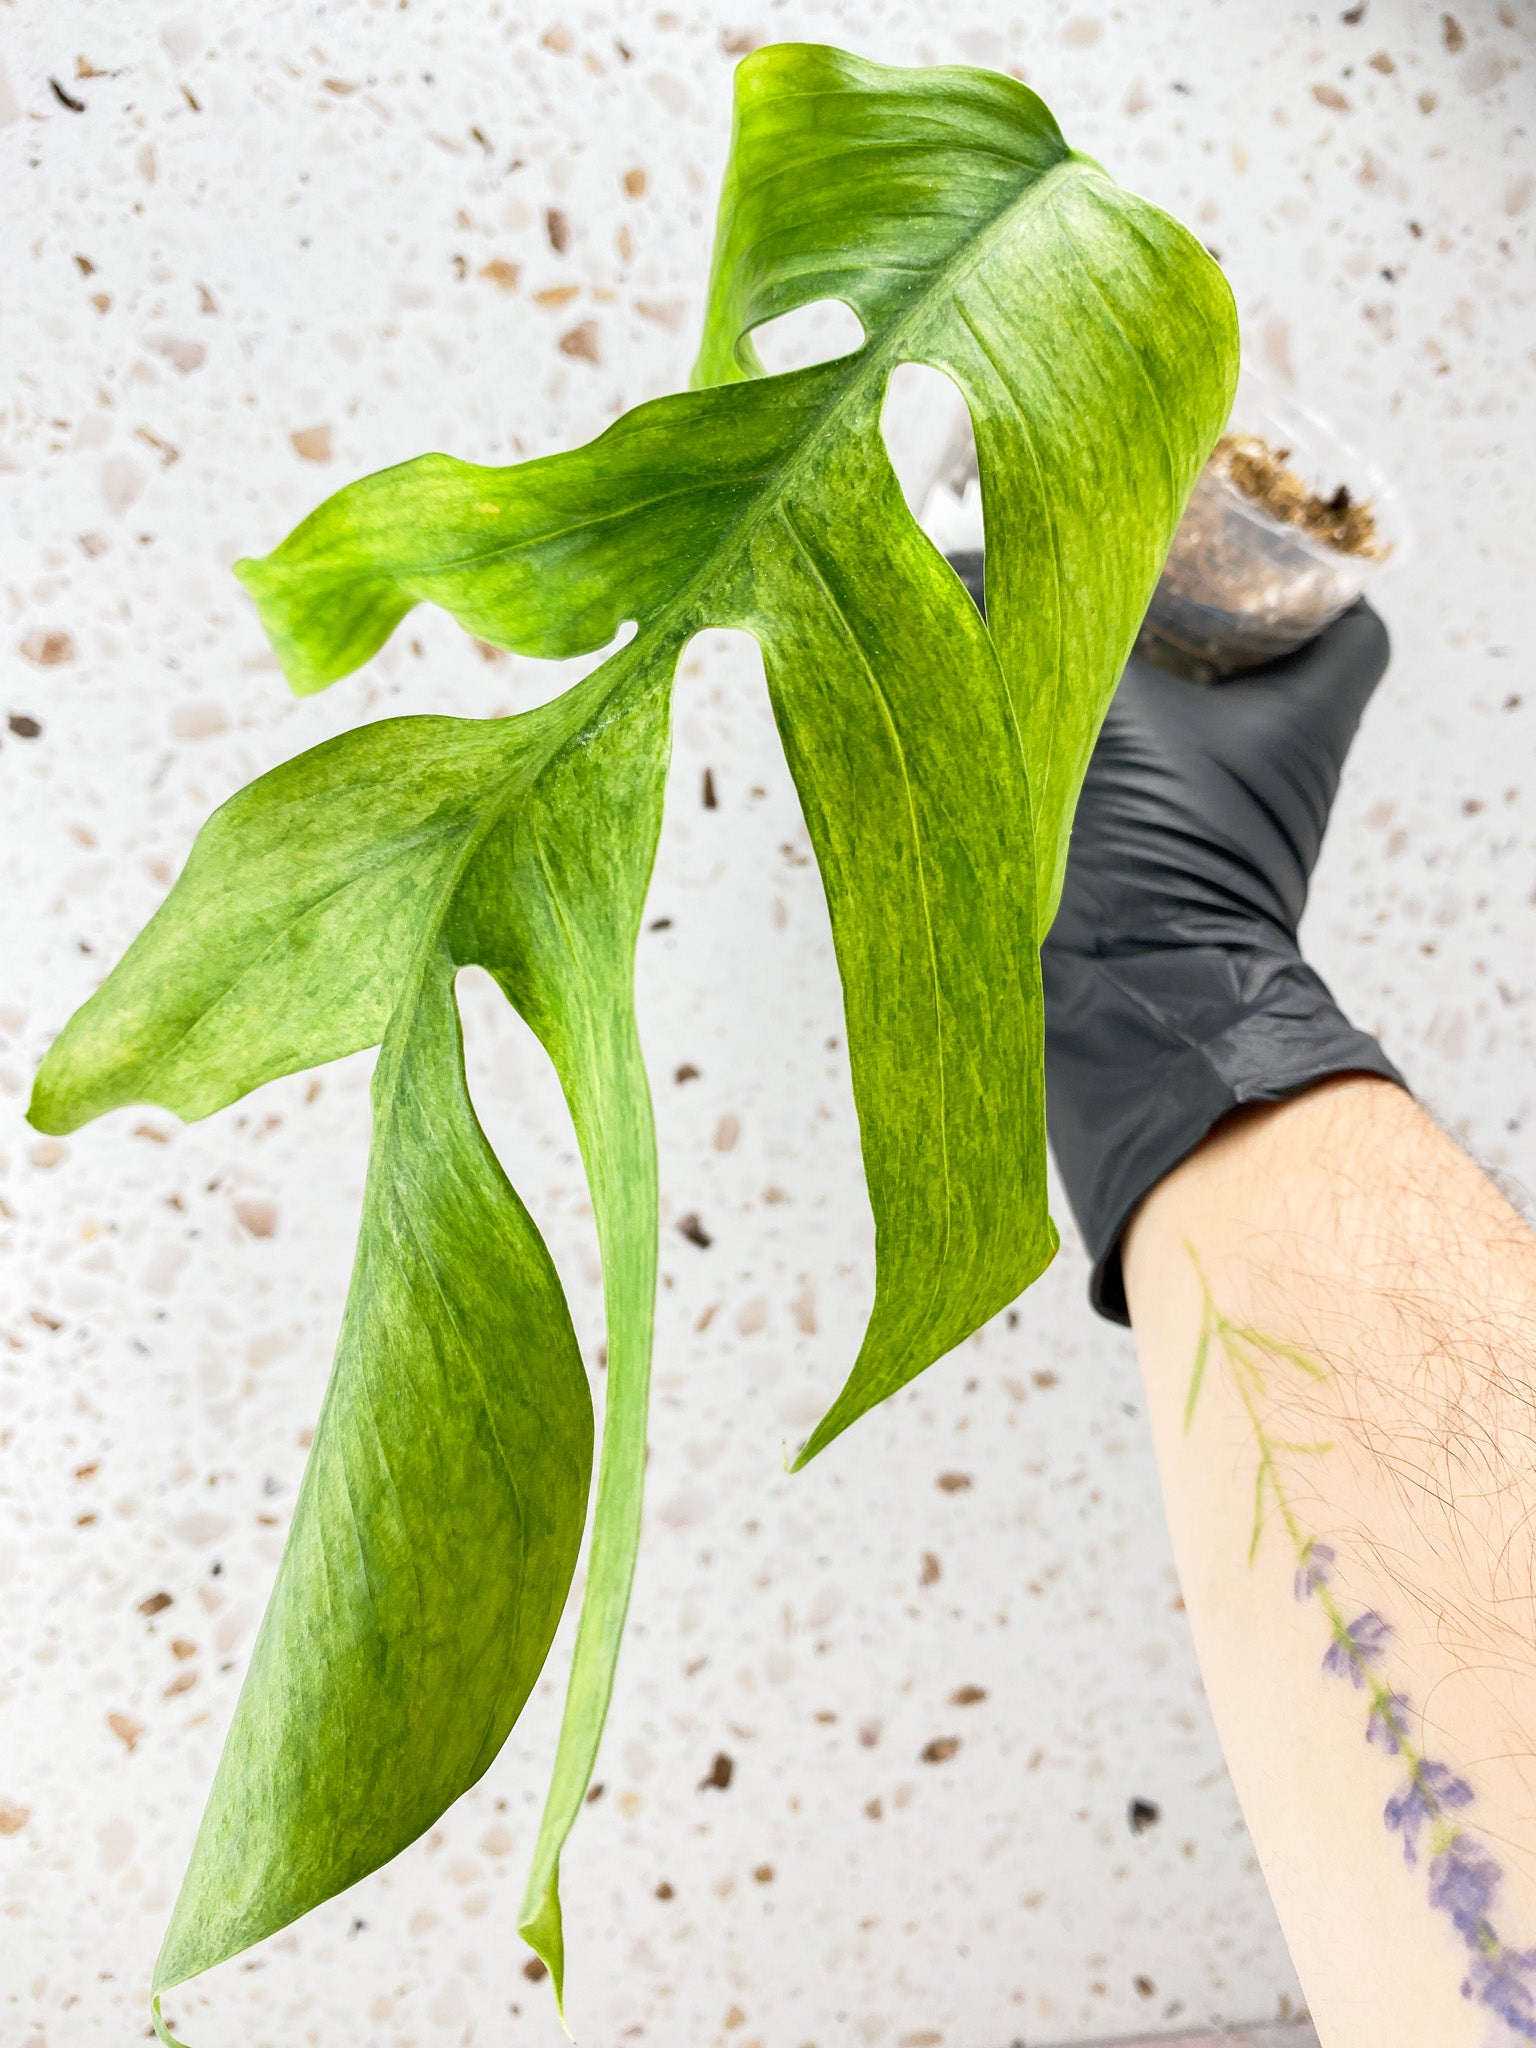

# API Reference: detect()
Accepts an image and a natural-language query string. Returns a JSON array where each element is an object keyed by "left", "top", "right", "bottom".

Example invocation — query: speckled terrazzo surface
[{"left": 1, "top": 3, "right": 1532, "bottom": 2045}]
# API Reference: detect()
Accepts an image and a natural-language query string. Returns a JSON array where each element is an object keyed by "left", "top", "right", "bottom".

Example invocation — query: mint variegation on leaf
[{"left": 28, "top": 43, "right": 1237, "bottom": 2039}]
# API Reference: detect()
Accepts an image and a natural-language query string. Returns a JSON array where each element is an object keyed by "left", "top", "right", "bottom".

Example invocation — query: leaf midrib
[
  {"left": 488, "top": 147, "right": 1095, "bottom": 806},
  {"left": 388, "top": 148, "right": 1099, "bottom": 1220},
  {"left": 686, "top": 151, "right": 1094, "bottom": 629},
  {"left": 103, "top": 155, "right": 1097, "bottom": 1156},
  {"left": 279, "top": 144, "right": 1101, "bottom": 1342},
  {"left": 341, "top": 149, "right": 1099, "bottom": 1044}
]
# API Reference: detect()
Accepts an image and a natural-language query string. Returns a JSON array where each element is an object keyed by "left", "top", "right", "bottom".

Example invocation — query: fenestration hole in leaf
[
  {"left": 642, "top": 624, "right": 876, "bottom": 1357},
  {"left": 748, "top": 296, "right": 865, "bottom": 374},
  {"left": 455, "top": 965, "right": 608, "bottom": 1368},
  {"left": 482, "top": 615, "right": 638, "bottom": 715},
  {"left": 31, "top": 42, "right": 1240, "bottom": 2026},
  {"left": 881, "top": 362, "right": 985, "bottom": 617}
]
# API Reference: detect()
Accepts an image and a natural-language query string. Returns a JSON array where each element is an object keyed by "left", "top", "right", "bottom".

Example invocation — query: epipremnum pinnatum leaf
[{"left": 27, "top": 41, "right": 1237, "bottom": 2036}]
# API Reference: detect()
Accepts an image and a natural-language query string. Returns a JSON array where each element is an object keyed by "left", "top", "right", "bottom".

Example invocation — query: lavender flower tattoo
[{"left": 1186, "top": 1251, "right": 1536, "bottom": 2040}]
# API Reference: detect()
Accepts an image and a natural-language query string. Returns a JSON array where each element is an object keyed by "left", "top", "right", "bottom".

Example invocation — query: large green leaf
[{"left": 28, "top": 41, "right": 1236, "bottom": 2035}]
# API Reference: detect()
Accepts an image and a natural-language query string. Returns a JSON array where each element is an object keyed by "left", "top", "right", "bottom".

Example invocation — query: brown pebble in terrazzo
[
  {"left": 920, "top": 1552, "right": 941, "bottom": 1585},
  {"left": 702, "top": 767, "right": 718, "bottom": 809},
  {"left": 585, "top": 1781, "right": 605, "bottom": 1803},
  {"left": 623, "top": 166, "right": 647, "bottom": 196},
  {"left": 133, "top": 428, "right": 179, "bottom": 469},
  {"left": 290, "top": 425, "right": 333, "bottom": 463},
  {"left": 107, "top": 1713, "right": 144, "bottom": 1753},
  {"left": 534, "top": 284, "right": 581, "bottom": 308},
  {"left": 148, "top": 335, "right": 206, "bottom": 375},
  {"left": 1369, "top": 50, "right": 1395, "bottom": 71},
  {"left": 1032, "top": 1369, "right": 1059, "bottom": 1389},
  {"left": 864, "top": 1797, "right": 883, "bottom": 1819},
  {"left": 545, "top": 207, "right": 572, "bottom": 253},
  {"left": 721, "top": 29, "right": 760, "bottom": 54},
  {"left": 540, "top": 25, "right": 574, "bottom": 53},
  {"left": 523, "top": 1955, "right": 549, "bottom": 1982},
  {"left": 0, "top": 1801, "right": 29, "bottom": 1833},
  {"left": 935, "top": 1471, "right": 972, "bottom": 1493},
  {"left": 478, "top": 259, "right": 519, "bottom": 291},
  {"left": 920, "top": 1736, "right": 959, "bottom": 1764},
  {"left": 753, "top": 1863, "right": 774, "bottom": 1883},
  {"left": 170, "top": 1638, "right": 197, "bottom": 1661},
  {"left": 674, "top": 1062, "right": 700, "bottom": 1082},
  {"left": 234, "top": 1200, "right": 278, "bottom": 1239},
  {"left": 559, "top": 319, "right": 600, "bottom": 362},
  {"left": 699, "top": 1750, "right": 734, "bottom": 1790},
  {"left": 655, "top": 1879, "right": 674, "bottom": 1899},
  {"left": 635, "top": 297, "right": 688, "bottom": 331},
  {"left": 164, "top": 1670, "right": 197, "bottom": 1698},
  {"left": 677, "top": 1212, "right": 712, "bottom": 1248},
  {"left": 857, "top": 1721, "right": 881, "bottom": 1748},
  {"left": 20, "top": 631, "right": 75, "bottom": 666},
  {"left": 950, "top": 1684, "right": 987, "bottom": 1706},
  {"left": 138, "top": 1591, "right": 173, "bottom": 1616},
  {"left": 172, "top": 703, "right": 229, "bottom": 740},
  {"left": 1442, "top": 11, "right": 1466, "bottom": 52},
  {"left": 1312, "top": 82, "right": 1351, "bottom": 111}
]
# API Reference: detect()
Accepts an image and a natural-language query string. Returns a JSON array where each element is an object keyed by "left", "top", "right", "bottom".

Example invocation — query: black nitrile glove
[{"left": 1036, "top": 600, "right": 1406, "bottom": 1324}]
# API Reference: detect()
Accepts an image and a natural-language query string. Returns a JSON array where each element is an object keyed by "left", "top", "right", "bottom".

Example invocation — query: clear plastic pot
[
  {"left": 1135, "top": 371, "right": 1406, "bottom": 681},
  {"left": 910, "top": 367, "right": 1404, "bottom": 684}
]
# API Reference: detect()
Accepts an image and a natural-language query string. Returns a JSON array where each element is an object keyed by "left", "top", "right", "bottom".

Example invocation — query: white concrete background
[{"left": 1, "top": 2, "right": 1532, "bottom": 2045}]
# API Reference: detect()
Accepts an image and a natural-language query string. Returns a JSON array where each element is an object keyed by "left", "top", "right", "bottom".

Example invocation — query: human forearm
[{"left": 1124, "top": 1074, "right": 1536, "bottom": 2046}]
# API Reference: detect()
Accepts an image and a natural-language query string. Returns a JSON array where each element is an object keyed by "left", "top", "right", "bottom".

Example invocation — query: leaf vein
[{"left": 775, "top": 502, "right": 954, "bottom": 1318}]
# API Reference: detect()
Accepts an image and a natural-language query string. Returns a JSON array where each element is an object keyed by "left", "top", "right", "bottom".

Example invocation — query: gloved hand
[{"left": 1036, "top": 601, "right": 1405, "bottom": 1323}]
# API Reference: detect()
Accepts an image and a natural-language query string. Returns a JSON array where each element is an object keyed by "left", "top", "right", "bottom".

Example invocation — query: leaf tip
[
  {"left": 787, "top": 1419, "right": 834, "bottom": 1474},
  {"left": 231, "top": 554, "right": 334, "bottom": 698},
  {"left": 519, "top": 1880, "right": 570, "bottom": 2027},
  {"left": 25, "top": 1060, "right": 79, "bottom": 1139},
  {"left": 150, "top": 1992, "right": 193, "bottom": 2048}
]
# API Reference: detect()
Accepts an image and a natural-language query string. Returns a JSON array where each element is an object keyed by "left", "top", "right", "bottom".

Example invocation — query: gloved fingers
[{"left": 1208, "top": 599, "right": 1391, "bottom": 759}]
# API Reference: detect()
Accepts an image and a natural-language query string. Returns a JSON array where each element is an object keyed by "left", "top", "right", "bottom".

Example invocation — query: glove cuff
[{"left": 1043, "top": 943, "right": 1406, "bottom": 1325}]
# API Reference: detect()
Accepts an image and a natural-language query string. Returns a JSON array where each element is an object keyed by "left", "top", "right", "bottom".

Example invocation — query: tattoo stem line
[{"left": 1182, "top": 1245, "right": 1536, "bottom": 2040}]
